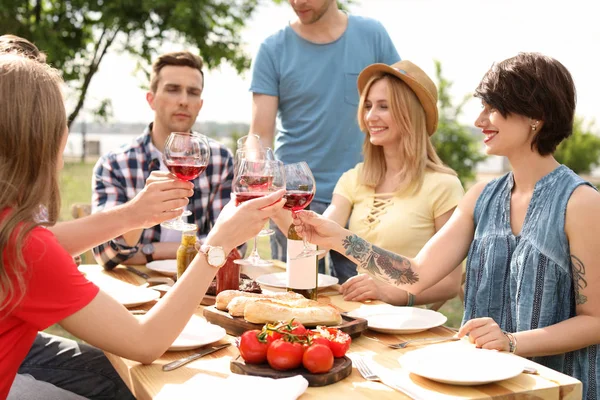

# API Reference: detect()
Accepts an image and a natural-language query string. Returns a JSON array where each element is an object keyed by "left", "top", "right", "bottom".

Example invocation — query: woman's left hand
[{"left": 458, "top": 317, "right": 510, "bottom": 351}]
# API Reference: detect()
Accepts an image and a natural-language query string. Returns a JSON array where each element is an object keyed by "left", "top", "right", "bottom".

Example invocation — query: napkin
[{"left": 156, "top": 373, "right": 309, "bottom": 400}]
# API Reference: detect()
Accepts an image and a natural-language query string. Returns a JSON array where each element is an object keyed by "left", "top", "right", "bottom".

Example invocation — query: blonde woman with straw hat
[{"left": 329, "top": 60, "right": 464, "bottom": 306}]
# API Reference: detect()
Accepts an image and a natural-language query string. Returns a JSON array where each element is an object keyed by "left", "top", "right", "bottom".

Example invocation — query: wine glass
[
  {"left": 284, "top": 162, "right": 326, "bottom": 259},
  {"left": 233, "top": 159, "right": 285, "bottom": 266},
  {"left": 161, "top": 132, "right": 210, "bottom": 231},
  {"left": 235, "top": 147, "right": 276, "bottom": 236}
]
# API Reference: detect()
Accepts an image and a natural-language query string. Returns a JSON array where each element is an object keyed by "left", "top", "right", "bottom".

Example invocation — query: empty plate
[
  {"left": 400, "top": 342, "right": 524, "bottom": 385},
  {"left": 107, "top": 286, "right": 161, "bottom": 308},
  {"left": 146, "top": 259, "right": 177, "bottom": 276},
  {"left": 346, "top": 304, "right": 446, "bottom": 334},
  {"left": 256, "top": 272, "right": 338, "bottom": 289},
  {"left": 169, "top": 315, "right": 227, "bottom": 352}
]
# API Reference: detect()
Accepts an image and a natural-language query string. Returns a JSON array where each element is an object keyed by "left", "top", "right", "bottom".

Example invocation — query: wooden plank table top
[{"left": 79, "top": 263, "right": 582, "bottom": 400}]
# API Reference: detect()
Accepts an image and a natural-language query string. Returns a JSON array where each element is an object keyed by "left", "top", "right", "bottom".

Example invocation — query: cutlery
[
  {"left": 126, "top": 266, "right": 151, "bottom": 280},
  {"left": 388, "top": 336, "right": 460, "bottom": 349},
  {"left": 354, "top": 357, "right": 423, "bottom": 399},
  {"left": 162, "top": 343, "right": 231, "bottom": 371}
]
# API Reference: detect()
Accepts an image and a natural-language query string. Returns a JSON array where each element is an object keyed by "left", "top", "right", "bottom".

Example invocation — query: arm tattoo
[
  {"left": 342, "top": 235, "right": 419, "bottom": 285},
  {"left": 571, "top": 255, "right": 588, "bottom": 305}
]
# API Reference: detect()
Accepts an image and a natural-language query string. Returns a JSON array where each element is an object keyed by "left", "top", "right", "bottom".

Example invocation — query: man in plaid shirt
[{"left": 92, "top": 51, "right": 234, "bottom": 270}]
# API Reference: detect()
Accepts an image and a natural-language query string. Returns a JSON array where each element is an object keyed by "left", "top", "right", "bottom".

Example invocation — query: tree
[
  {"left": 431, "top": 60, "right": 486, "bottom": 186},
  {"left": 554, "top": 118, "right": 600, "bottom": 174}
]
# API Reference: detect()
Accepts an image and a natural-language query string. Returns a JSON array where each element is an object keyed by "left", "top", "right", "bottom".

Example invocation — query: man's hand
[{"left": 126, "top": 171, "right": 194, "bottom": 229}]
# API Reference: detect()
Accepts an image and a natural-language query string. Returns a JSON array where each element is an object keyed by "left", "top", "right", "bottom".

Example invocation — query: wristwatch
[
  {"left": 142, "top": 243, "right": 155, "bottom": 263},
  {"left": 199, "top": 245, "right": 226, "bottom": 268}
]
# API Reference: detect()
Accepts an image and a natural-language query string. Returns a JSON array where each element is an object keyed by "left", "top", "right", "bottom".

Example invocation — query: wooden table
[{"left": 80, "top": 263, "right": 582, "bottom": 399}]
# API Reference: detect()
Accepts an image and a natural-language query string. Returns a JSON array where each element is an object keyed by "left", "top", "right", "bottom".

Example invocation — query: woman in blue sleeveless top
[{"left": 293, "top": 52, "right": 600, "bottom": 399}]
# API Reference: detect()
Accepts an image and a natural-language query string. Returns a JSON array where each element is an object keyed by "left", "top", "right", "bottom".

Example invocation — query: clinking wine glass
[
  {"left": 283, "top": 162, "right": 327, "bottom": 259},
  {"left": 234, "top": 147, "right": 276, "bottom": 236},
  {"left": 233, "top": 159, "right": 285, "bottom": 266},
  {"left": 161, "top": 132, "right": 210, "bottom": 232}
]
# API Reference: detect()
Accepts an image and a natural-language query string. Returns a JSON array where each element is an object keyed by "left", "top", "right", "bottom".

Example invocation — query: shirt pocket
[{"left": 344, "top": 72, "right": 360, "bottom": 106}]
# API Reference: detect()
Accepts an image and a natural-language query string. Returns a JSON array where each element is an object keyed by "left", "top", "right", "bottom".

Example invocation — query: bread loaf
[
  {"left": 228, "top": 296, "right": 318, "bottom": 317},
  {"left": 215, "top": 290, "right": 304, "bottom": 311},
  {"left": 244, "top": 299, "right": 343, "bottom": 326}
]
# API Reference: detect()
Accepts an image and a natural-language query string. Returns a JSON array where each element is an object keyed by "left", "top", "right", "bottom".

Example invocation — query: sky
[{"left": 81, "top": 0, "right": 600, "bottom": 130}]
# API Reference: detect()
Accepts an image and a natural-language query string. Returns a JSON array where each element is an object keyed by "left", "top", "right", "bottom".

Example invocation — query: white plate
[
  {"left": 346, "top": 304, "right": 446, "bottom": 334},
  {"left": 169, "top": 315, "right": 227, "bottom": 352},
  {"left": 146, "top": 259, "right": 177, "bottom": 276},
  {"left": 108, "top": 286, "right": 161, "bottom": 308},
  {"left": 255, "top": 272, "right": 338, "bottom": 289},
  {"left": 400, "top": 343, "right": 524, "bottom": 385}
]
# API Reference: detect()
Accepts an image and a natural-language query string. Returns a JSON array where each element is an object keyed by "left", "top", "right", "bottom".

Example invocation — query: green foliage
[
  {"left": 431, "top": 61, "right": 486, "bottom": 186},
  {"left": 554, "top": 118, "right": 600, "bottom": 174},
  {"left": 2, "top": 0, "right": 266, "bottom": 125}
]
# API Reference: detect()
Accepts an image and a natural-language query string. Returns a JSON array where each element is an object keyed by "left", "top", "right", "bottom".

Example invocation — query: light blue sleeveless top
[{"left": 463, "top": 165, "right": 598, "bottom": 399}]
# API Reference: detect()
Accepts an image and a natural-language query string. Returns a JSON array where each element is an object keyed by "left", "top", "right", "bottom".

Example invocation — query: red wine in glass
[
  {"left": 235, "top": 192, "right": 267, "bottom": 205},
  {"left": 283, "top": 190, "right": 314, "bottom": 212},
  {"left": 166, "top": 156, "right": 207, "bottom": 180},
  {"left": 239, "top": 175, "right": 273, "bottom": 191}
]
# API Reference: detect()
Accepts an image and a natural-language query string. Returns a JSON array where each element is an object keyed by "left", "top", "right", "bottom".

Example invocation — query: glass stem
[{"left": 250, "top": 236, "right": 260, "bottom": 257}]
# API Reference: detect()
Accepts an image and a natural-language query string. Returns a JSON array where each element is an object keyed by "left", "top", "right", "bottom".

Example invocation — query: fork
[
  {"left": 354, "top": 357, "right": 422, "bottom": 399},
  {"left": 388, "top": 336, "right": 459, "bottom": 349}
]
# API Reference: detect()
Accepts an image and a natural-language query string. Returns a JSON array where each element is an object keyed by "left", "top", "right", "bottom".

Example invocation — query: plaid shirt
[{"left": 91, "top": 124, "right": 234, "bottom": 269}]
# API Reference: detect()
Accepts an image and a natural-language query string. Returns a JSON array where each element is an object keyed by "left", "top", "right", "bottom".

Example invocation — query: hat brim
[{"left": 357, "top": 63, "right": 438, "bottom": 135}]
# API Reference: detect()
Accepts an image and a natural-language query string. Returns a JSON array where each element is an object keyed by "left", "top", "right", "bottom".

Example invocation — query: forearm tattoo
[
  {"left": 571, "top": 255, "right": 588, "bottom": 305},
  {"left": 342, "top": 235, "right": 419, "bottom": 285}
]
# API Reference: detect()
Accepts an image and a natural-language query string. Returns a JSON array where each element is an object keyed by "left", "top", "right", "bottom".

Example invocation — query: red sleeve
[{"left": 13, "top": 227, "right": 99, "bottom": 330}]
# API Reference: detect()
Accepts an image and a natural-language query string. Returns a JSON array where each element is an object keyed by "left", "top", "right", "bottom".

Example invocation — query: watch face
[
  {"left": 142, "top": 243, "right": 154, "bottom": 255},
  {"left": 207, "top": 247, "right": 226, "bottom": 267}
]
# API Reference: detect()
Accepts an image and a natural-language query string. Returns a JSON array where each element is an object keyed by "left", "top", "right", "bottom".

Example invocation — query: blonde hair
[
  {"left": 0, "top": 55, "right": 66, "bottom": 315},
  {"left": 357, "top": 74, "right": 455, "bottom": 194}
]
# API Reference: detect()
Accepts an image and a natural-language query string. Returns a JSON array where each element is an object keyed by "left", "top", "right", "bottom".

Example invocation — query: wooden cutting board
[
  {"left": 230, "top": 356, "right": 352, "bottom": 387},
  {"left": 202, "top": 305, "right": 367, "bottom": 338}
]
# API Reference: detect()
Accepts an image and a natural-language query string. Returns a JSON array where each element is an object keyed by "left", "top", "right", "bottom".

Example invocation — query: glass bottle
[
  {"left": 176, "top": 229, "right": 197, "bottom": 280},
  {"left": 286, "top": 223, "right": 318, "bottom": 300},
  {"left": 216, "top": 247, "right": 242, "bottom": 294}
]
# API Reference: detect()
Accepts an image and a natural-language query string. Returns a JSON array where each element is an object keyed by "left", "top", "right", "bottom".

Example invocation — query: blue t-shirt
[{"left": 250, "top": 15, "right": 400, "bottom": 203}]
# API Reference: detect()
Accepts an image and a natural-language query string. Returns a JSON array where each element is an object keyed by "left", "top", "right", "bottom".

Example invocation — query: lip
[
  {"left": 174, "top": 113, "right": 191, "bottom": 119},
  {"left": 368, "top": 127, "right": 387, "bottom": 135},
  {"left": 482, "top": 129, "right": 498, "bottom": 144}
]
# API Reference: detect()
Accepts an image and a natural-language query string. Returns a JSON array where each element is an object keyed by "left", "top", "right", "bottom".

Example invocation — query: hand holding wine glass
[
  {"left": 161, "top": 131, "right": 211, "bottom": 232},
  {"left": 283, "top": 162, "right": 327, "bottom": 259},
  {"left": 233, "top": 159, "right": 285, "bottom": 266}
]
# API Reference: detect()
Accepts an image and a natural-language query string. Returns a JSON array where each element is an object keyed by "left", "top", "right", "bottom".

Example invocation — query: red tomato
[
  {"left": 266, "top": 320, "right": 308, "bottom": 341},
  {"left": 238, "top": 330, "right": 269, "bottom": 364},
  {"left": 308, "top": 331, "right": 331, "bottom": 348},
  {"left": 302, "top": 343, "right": 334, "bottom": 374},
  {"left": 312, "top": 327, "right": 351, "bottom": 358},
  {"left": 266, "top": 339, "right": 305, "bottom": 371}
]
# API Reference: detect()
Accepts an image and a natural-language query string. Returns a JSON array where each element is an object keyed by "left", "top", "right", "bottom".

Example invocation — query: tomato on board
[
  {"left": 302, "top": 343, "right": 334, "bottom": 374},
  {"left": 312, "top": 327, "right": 351, "bottom": 358},
  {"left": 266, "top": 339, "right": 305, "bottom": 371},
  {"left": 238, "top": 329, "right": 269, "bottom": 364}
]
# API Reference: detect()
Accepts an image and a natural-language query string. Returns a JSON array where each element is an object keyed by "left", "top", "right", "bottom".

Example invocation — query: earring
[{"left": 531, "top": 122, "right": 538, "bottom": 131}]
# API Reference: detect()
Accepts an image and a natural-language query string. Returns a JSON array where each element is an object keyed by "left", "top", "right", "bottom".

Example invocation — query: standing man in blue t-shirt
[{"left": 249, "top": 0, "right": 400, "bottom": 276}]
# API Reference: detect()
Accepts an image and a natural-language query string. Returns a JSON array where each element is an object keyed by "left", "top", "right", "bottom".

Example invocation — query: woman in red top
[{"left": 0, "top": 55, "right": 286, "bottom": 399}]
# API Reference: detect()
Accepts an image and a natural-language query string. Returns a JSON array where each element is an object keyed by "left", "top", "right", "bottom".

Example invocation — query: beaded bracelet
[
  {"left": 406, "top": 293, "right": 415, "bottom": 307},
  {"left": 503, "top": 331, "right": 518, "bottom": 353}
]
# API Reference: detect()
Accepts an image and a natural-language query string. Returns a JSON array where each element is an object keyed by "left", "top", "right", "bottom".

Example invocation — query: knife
[
  {"left": 126, "top": 266, "right": 151, "bottom": 280},
  {"left": 162, "top": 343, "right": 231, "bottom": 371}
]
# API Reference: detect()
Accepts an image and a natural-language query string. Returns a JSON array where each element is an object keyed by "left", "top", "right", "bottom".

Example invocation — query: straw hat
[{"left": 357, "top": 60, "right": 439, "bottom": 135}]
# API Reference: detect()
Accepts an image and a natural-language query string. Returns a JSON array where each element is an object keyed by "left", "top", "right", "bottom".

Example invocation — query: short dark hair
[
  {"left": 149, "top": 51, "right": 204, "bottom": 92},
  {"left": 0, "top": 34, "right": 46, "bottom": 63},
  {"left": 475, "top": 52, "right": 576, "bottom": 155}
]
